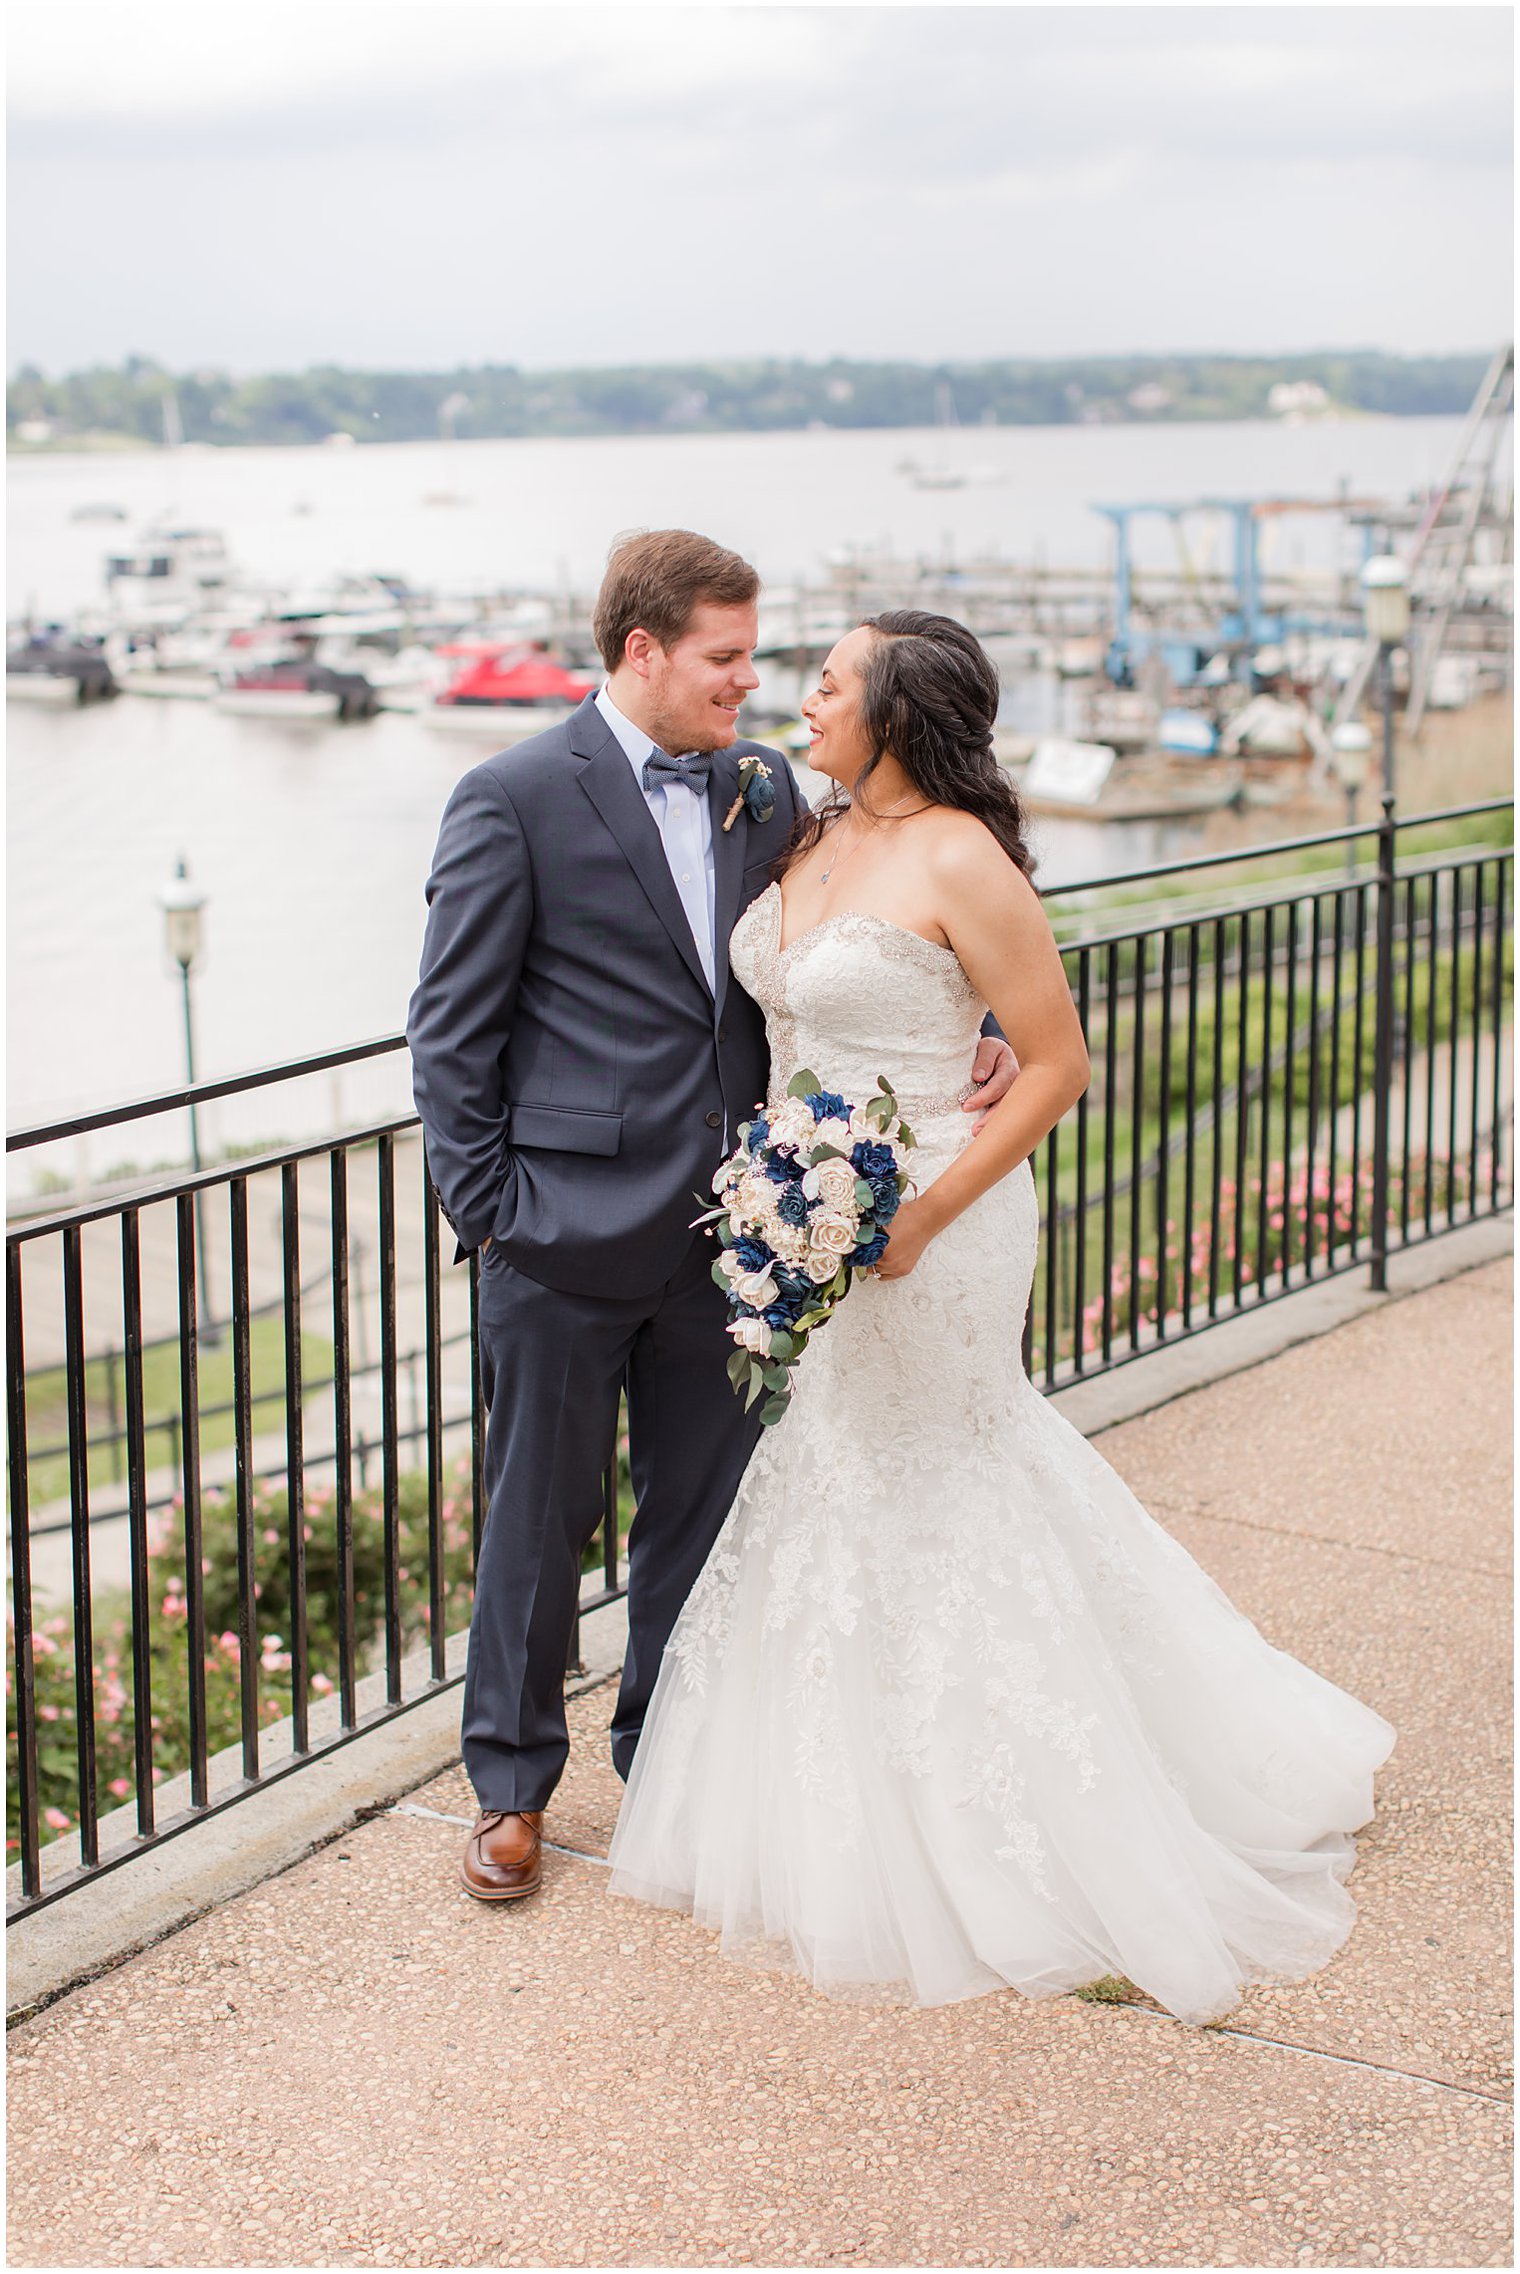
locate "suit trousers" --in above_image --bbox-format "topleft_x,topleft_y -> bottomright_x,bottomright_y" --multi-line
462,1230 -> 764,1811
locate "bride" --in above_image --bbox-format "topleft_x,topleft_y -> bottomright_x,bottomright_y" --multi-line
606,610 -> 1395,2025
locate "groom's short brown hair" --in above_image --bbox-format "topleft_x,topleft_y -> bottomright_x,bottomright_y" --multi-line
593,529 -> 760,673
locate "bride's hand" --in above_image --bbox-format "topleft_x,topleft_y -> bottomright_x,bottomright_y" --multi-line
964,1036 -> 1018,1131
871,1197 -> 935,1280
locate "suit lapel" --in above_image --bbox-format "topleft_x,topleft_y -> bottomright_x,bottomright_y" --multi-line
572,699 -> 713,1000
708,754 -> 746,1022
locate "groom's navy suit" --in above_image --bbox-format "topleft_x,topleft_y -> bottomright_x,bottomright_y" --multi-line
407,694 -> 804,1808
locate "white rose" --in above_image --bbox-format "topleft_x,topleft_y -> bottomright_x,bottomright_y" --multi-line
730,1316 -> 773,1355
800,1166 -> 822,1201
736,1175 -> 776,1226
809,1212 -> 855,1258
717,1248 -> 746,1282
712,1158 -> 740,1195
769,1098 -> 814,1147
848,1106 -> 874,1139
814,1158 -> 860,1212
734,1268 -> 779,1309
805,1251 -> 842,1284
814,1116 -> 852,1152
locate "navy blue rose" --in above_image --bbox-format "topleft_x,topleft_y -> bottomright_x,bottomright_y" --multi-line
745,775 -> 776,825
764,1148 -> 807,1184
745,1114 -> 770,1152
775,1183 -> 809,1226
805,1090 -> 848,1124
850,1231 -> 889,1268
869,1176 -> 902,1224
731,1235 -> 773,1272
851,1140 -> 899,1182
773,1264 -> 813,1302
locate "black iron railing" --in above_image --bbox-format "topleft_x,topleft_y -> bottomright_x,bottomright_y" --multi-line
7,801 -> 1512,1918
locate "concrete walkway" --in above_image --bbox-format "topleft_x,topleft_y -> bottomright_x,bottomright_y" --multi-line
7,1259 -> 1512,2268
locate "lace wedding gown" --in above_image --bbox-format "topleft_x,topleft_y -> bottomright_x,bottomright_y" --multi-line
607,883 -> 1395,2023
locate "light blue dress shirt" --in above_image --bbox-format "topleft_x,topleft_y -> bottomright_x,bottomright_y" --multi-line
595,684 -> 718,994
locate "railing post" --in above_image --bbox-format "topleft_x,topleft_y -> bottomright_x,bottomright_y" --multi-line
1369,789 -> 1398,1292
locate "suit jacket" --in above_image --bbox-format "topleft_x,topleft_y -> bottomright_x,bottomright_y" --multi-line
407,694 -> 805,1298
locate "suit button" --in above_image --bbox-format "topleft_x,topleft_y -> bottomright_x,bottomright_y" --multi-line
717,1025 -> 729,1044
705,1111 -> 722,1129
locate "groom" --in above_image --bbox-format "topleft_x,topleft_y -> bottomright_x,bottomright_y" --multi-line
407,529 -> 1015,1901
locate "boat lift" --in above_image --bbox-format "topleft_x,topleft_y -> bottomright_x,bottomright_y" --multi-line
1095,497 -> 1374,688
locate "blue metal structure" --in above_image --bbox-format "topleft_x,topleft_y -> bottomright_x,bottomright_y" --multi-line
1095,498 -> 1372,687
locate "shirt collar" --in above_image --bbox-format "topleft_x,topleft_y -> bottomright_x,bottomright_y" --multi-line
595,683 -> 659,770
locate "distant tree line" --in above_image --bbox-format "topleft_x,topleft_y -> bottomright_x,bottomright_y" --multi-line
6,349 -> 1492,449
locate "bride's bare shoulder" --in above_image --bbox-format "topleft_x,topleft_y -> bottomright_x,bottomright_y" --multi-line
921,808 -> 1037,904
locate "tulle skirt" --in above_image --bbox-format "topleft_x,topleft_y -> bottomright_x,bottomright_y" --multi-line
607,1154 -> 1395,2025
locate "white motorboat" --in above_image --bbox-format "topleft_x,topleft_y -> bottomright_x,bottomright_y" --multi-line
215,682 -> 342,721
118,668 -> 218,700
7,668 -> 82,706
7,639 -> 117,705
104,524 -> 237,626
423,699 -> 585,740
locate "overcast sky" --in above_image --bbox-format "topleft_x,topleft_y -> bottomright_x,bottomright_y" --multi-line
7,3 -> 1512,376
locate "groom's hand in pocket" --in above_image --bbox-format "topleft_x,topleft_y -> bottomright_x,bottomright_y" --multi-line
964,1036 -> 1018,1131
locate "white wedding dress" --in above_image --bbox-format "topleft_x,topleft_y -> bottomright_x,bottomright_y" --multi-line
607,883 -> 1395,2023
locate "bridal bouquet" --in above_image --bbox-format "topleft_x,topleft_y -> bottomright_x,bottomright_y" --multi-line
695,1070 -> 915,1427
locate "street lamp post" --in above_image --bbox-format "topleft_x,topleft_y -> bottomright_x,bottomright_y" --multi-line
158,857 -> 219,1343
1358,557 -> 1409,1297
1361,553 -> 1411,799
1330,721 -> 1374,877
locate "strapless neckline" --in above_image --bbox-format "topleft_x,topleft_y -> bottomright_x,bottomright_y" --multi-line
765,879 -> 959,967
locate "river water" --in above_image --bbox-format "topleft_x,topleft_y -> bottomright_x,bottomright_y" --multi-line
7,414 -> 1468,1163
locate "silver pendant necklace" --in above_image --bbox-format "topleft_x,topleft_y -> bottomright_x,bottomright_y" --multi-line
818,797 -> 925,885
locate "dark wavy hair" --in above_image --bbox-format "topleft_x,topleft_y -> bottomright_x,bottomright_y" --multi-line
783,611 -> 1035,880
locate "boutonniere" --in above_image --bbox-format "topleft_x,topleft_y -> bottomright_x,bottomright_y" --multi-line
721,755 -> 777,833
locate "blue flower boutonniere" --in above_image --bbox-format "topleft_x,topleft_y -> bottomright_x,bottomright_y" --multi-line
722,754 -> 777,833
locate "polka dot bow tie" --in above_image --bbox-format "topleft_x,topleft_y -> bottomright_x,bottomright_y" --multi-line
642,750 -> 713,794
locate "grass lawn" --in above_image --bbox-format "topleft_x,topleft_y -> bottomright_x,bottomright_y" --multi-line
22,1316 -> 335,1509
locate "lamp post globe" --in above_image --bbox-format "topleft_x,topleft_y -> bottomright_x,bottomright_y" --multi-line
157,856 -> 218,1341
158,856 -> 206,973
1331,720 -> 1374,875
1361,554 -> 1411,650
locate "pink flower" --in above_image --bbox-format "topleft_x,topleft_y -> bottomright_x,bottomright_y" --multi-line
310,1673 -> 334,1695
44,1807 -> 70,1831
108,1777 -> 131,1799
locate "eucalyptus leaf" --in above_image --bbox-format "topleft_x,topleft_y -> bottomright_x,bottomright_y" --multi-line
761,1363 -> 790,1392
808,1143 -> 847,1164
711,1260 -> 732,1292
743,1369 -> 764,1411
854,1178 -> 875,1207
759,1397 -> 789,1427
787,1068 -> 822,1099
768,1329 -> 797,1362
897,1120 -> 916,1149
727,1348 -> 751,1388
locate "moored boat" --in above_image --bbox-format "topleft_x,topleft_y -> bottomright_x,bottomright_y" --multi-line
6,637 -> 117,705
214,661 -> 379,721
422,645 -> 595,737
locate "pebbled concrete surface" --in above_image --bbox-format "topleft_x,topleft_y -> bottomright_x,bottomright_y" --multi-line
7,1259 -> 1511,2269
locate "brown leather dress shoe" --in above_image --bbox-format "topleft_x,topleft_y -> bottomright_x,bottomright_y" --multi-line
461,1809 -> 543,1901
